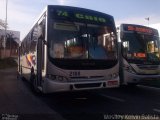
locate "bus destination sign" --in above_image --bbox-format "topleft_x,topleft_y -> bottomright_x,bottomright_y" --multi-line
53,9 -> 107,24
127,25 -> 153,34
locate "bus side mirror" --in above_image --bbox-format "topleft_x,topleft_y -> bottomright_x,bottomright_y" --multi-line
31,25 -> 43,40
31,27 -> 39,42
31,25 -> 47,45
120,31 -> 124,39
38,25 -> 47,45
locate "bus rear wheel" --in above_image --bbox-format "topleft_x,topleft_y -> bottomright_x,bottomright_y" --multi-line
30,72 -> 41,94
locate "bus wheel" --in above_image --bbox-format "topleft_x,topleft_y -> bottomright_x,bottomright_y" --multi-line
30,73 -> 41,95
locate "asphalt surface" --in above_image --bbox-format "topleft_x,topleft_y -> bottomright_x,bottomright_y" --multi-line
0,67 -> 160,120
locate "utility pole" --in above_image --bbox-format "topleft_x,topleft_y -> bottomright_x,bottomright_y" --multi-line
4,0 -> 8,58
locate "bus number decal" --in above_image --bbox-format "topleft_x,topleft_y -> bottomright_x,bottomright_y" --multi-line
69,71 -> 80,77
57,10 -> 68,17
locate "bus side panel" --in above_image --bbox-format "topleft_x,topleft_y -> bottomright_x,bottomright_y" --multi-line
20,55 -> 32,80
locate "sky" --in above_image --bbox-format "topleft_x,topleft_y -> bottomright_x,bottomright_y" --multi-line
0,0 -> 160,40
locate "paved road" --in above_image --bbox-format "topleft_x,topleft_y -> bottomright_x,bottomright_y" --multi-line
0,68 -> 160,120
0,68 -> 65,120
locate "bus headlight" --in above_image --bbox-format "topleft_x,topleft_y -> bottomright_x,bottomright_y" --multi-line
108,72 -> 118,79
57,76 -> 68,81
47,74 -> 69,82
47,74 -> 56,80
113,73 -> 118,78
123,64 -> 136,74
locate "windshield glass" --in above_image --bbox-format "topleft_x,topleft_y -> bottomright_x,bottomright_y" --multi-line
49,21 -> 117,60
121,31 -> 160,62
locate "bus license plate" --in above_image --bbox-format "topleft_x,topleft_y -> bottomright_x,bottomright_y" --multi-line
107,80 -> 118,86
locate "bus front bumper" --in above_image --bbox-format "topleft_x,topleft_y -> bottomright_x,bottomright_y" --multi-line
123,71 -> 160,84
42,77 -> 119,93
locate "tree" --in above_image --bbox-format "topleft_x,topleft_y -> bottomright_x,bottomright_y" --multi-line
0,19 -> 7,29
6,32 -> 19,57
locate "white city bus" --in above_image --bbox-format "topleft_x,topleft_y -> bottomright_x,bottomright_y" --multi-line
18,5 -> 119,93
117,24 -> 160,86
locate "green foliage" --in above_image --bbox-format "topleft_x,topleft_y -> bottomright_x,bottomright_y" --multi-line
0,57 -> 17,69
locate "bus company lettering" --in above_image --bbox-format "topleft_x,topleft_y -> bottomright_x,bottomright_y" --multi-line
56,10 -> 106,23
75,13 -> 106,23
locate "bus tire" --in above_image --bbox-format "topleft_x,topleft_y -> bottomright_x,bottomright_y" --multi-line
30,73 -> 41,95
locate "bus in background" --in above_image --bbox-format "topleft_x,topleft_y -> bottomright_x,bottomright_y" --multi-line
18,5 -> 119,93
117,24 -> 160,86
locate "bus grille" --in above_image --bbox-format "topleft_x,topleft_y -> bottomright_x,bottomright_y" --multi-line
69,76 -> 105,82
137,65 -> 159,70
74,83 -> 102,89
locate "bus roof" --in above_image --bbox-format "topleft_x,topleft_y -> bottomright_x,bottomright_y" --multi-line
47,5 -> 115,26
47,5 -> 114,18
22,5 -> 115,42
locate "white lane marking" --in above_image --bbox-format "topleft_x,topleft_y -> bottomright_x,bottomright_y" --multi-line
138,85 -> 160,91
99,94 -> 125,102
153,108 -> 160,113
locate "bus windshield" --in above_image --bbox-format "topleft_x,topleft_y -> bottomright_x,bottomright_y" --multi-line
49,21 -> 117,60
121,32 -> 160,62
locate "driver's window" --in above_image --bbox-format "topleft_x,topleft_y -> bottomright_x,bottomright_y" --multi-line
147,41 -> 155,53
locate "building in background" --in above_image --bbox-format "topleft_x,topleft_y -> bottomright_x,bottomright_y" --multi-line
0,29 -> 20,58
